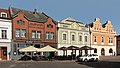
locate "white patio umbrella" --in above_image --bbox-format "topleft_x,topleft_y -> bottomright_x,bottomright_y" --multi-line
19,46 -> 39,52
37,45 -> 58,52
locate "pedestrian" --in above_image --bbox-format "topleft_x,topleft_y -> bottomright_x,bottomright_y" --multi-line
114,52 -> 116,56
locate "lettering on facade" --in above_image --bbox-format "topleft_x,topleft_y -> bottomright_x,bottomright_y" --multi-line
29,23 -> 43,28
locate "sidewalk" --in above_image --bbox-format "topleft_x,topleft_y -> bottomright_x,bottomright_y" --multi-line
100,56 -> 120,61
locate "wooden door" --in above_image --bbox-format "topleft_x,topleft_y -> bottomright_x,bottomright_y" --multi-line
1,47 -> 7,60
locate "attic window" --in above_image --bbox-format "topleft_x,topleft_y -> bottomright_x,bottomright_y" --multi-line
47,24 -> 53,28
17,20 -> 25,25
1,12 -> 7,18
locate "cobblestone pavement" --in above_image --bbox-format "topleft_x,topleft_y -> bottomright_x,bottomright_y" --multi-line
0,56 -> 120,68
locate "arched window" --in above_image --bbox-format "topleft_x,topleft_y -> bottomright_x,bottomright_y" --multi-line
94,48 -> 97,53
109,48 -> 113,53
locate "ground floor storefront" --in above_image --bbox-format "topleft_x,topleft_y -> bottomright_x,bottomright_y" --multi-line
58,44 -> 116,56
0,43 -> 11,60
91,45 -> 116,56
11,40 -> 57,60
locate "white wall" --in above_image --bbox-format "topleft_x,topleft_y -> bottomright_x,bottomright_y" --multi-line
0,19 -> 12,60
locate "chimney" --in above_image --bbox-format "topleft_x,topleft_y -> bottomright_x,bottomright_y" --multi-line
33,9 -> 37,14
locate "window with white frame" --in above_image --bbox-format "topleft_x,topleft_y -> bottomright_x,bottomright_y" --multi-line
1,30 -> 7,39
72,35 -> 75,41
94,36 -> 97,42
85,36 -> 87,42
63,34 -> 66,40
16,29 -> 20,37
79,35 -> 82,41
101,37 -> 104,42
32,30 -> 36,38
109,37 -> 113,43
46,32 -> 54,40
21,29 -> 26,38
46,32 -> 49,39
37,31 -> 41,39
50,32 -> 54,40
1,12 -> 7,18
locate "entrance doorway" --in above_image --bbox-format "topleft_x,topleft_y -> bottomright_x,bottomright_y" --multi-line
101,48 -> 105,56
0,47 -> 7,60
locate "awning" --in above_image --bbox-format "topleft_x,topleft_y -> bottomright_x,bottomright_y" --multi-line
37,45 -> 58,52
67,46 -> 80,50
19,46 -> 39,52
79,46 -> 95,50
58,47 -> 67,50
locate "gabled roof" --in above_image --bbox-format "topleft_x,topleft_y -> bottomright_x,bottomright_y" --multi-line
85,23 -> 93,28
61,17 -> 83,24
9,7 -> 48,22
41,12 -> 57,24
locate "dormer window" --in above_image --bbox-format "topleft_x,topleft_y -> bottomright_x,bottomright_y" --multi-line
1,12 -> 7,18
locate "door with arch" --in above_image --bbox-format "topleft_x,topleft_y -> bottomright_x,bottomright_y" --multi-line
101,48 -> 105,56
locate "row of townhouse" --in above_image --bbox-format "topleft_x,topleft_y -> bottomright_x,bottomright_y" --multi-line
0,7 -> 117,60
58,18 -> 116,56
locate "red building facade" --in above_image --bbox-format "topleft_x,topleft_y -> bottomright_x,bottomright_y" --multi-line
9,7 -> 57,60
116,35 -> 120,55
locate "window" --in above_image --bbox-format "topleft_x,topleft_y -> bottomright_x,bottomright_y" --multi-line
1,12 -> 7,18
17,20 -> 25,25
79,35 -> 82,41
32,30 -> 36,38
47,24 -> 53,28
94,48 -> 97,53
50,32 -> 54,39
63,34 -> 66,40
46,32 -> 49,39
32,31 -> 41,39
16,29 -> 20,37
94,36 -> 97,42
109,48 -> 113,53
1,30 -> 7,39
46,32 -> 54,40
109,37 -> 113,43
21,29 -> 26,38
72,35 -> 75,41
85,36 -> 87,42
101,37 -> 104,42
37,31 -> 41,39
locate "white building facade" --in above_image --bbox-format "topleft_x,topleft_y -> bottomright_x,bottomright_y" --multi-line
0,9 -> 12,60
57,17 -> 93,56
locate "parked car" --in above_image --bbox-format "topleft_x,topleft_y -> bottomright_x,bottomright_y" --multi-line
77,54 -> 99,62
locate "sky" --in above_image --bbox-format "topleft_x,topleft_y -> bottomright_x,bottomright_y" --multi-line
0,0 -> 120,34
